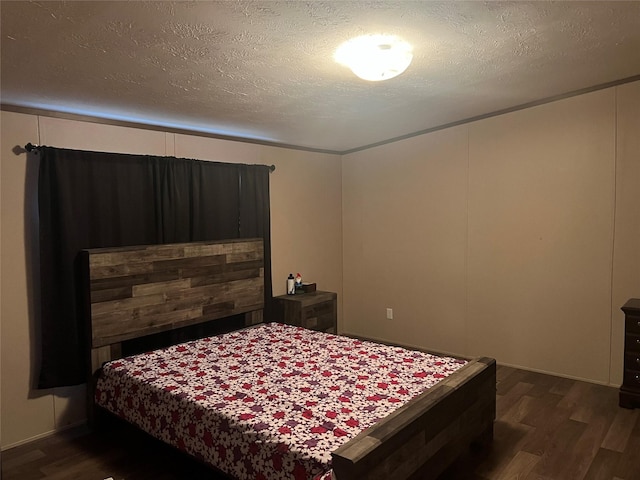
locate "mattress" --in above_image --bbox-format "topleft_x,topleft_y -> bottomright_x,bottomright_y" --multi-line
95,322 -> 467,480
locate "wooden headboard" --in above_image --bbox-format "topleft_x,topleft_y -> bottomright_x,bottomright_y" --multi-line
80,238 -> 264,375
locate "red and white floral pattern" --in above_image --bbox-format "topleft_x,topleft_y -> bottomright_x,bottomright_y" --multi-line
96,323 -> 466,480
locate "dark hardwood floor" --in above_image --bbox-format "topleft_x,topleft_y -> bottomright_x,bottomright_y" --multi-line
3,365 -> 639,480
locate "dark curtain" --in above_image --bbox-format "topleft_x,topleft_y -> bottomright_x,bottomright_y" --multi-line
37,147 -> 272,388
238,164 -> 273,320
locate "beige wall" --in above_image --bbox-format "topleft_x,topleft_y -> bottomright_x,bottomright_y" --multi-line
1,112 -> 57,448
0,114 -> 342,449
466,90 -> 614,382
612,82 -> 640,386
2,80 -> 639,449
342,81 -> 640,385
342,126 -> 469,356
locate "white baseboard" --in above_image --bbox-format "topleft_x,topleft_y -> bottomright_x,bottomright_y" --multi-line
1,420 -> 87,451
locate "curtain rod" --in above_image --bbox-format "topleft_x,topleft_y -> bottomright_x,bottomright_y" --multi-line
24,143 -> 275,172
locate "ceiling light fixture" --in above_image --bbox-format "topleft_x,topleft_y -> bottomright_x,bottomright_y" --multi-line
334,34 -> 413,82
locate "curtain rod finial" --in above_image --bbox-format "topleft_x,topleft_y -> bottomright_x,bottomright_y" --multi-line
25,142 -> 39,152
269,164 -> 276,172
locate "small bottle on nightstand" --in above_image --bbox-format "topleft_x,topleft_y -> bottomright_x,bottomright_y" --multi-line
287,273 -> 295,295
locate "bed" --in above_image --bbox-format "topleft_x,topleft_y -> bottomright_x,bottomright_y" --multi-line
80,238 -> 496,480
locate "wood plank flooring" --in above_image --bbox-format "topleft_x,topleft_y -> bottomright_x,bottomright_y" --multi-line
2,365 -> 639,480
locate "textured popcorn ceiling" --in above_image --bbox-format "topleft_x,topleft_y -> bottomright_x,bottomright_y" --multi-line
1,1 -> 639,152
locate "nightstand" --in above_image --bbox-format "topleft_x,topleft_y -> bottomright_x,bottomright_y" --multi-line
620,298 -> 640,409
274,291 -> 337,334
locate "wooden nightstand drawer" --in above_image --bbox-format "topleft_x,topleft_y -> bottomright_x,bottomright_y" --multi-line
302,312 -> 335,333
302,300 -> 334,320
625,353 -> 640,372
274,291 -> 337,334
302,300 -> 336,333
626,315 -> 640,335
625,333 -> 640,354
623,370 -> 640,389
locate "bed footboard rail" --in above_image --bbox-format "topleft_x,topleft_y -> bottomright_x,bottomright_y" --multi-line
331,357 -> 496,480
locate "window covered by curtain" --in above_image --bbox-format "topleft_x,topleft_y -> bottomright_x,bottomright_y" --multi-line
37,147 -> 272,388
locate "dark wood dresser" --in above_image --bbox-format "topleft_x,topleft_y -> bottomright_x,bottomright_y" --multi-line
274,291 -> 337,334
620,298 -> 640,409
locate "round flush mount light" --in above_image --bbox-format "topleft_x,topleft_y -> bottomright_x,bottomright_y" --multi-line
334,34 -> 413,81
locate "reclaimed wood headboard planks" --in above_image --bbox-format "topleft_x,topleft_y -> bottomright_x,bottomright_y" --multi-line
80,238 -> 265,358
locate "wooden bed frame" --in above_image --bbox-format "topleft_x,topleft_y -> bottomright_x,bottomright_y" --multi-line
80,238 -> 495,480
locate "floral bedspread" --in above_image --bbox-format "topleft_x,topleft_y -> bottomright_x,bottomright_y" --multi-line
95,322 -> 467,480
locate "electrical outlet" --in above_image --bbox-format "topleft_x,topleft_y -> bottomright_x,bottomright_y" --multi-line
386,308 -> 393,320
